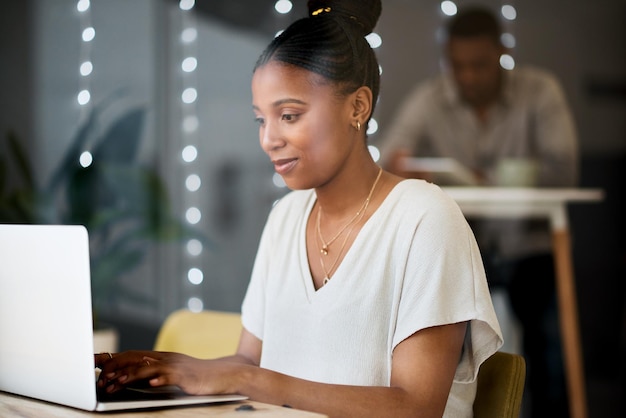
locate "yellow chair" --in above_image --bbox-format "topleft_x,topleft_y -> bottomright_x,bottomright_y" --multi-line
153,309 -> 243,359
473,351 -> 526,418
155,311 -> 525,416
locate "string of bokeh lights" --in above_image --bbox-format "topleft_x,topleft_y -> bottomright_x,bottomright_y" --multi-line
76,0 -> 95,168
176,0 -> 207,312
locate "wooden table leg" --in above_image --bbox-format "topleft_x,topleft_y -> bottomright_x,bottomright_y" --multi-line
553,228 -> 587,418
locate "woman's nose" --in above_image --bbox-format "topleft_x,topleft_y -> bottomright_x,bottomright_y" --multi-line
260,121 -> 284,152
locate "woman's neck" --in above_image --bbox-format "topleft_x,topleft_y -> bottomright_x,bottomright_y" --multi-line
314,162 -> 382,219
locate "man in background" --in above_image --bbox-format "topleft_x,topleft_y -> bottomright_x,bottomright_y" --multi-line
378,6 -> 578,418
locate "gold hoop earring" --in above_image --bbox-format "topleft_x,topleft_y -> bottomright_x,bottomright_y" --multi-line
356,121 -> 361,131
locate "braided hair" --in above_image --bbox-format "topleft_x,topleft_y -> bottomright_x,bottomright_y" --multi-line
254,0 -> 382,121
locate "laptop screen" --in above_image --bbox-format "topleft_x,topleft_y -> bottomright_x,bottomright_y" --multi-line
0,224 -> 248,412
0,224 -> 99,410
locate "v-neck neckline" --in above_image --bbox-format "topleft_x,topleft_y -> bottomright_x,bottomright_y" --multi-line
298,180 -> 412,299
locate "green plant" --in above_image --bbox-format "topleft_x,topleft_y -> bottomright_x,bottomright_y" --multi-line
0,131 -> 38,223
0,100 -> 205,319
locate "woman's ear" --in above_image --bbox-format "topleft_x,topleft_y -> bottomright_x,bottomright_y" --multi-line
350,86 -> 373,126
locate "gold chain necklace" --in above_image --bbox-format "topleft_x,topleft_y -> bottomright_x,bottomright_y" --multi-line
316,167 -> 383,285
316,193 -> 368,256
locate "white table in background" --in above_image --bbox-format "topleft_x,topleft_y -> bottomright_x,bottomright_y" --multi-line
443,187 -> 604,418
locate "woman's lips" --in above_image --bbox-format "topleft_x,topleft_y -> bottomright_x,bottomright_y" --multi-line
273,158 -> 298,175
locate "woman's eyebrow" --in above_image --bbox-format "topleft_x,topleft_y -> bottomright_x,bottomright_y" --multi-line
272,98 -> 307,107
252,98 -> 307,111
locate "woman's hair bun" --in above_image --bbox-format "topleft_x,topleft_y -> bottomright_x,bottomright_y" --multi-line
307,0 -> 382,36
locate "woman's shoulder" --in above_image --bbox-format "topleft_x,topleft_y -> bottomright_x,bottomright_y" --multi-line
388,179 -> 458,208
382,179 -> 466,225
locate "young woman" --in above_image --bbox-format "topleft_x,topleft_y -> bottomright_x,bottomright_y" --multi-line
96,1 -> 502,417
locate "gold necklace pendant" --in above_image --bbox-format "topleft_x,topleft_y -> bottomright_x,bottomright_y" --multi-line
315,167 -> 383,285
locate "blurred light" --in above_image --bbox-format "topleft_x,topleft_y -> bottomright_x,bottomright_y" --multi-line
187,297 -> 203,312
186,239 -> 203,256
182,87 -> 197,104
272,172 -> 287,188
501,5 -> 517,20
82,27 -> 95,42
182,56 -> 197,73
500,54 -> 515,70
187,267 -> 203,285
79,151 -> 93,167
181,27 -> 197,43
378,65 -> 383,76
274,0 -> 292,14
186,207 -> 201,224
182,145 -> 198,162
501,33 -> 516,49
179,0 -> 195,11
366,32 -> 382,49
186,174 -> 201,191
77,89 -> 91,105
182,115 -> 199,133
368,145 -> 380,162
80,61 -> 93,76
366,118 -> 378,135
274,30 -> 284,38
441,1 -> 457,16
76,0 -> 90,13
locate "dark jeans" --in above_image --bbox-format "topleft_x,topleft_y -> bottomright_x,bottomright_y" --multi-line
483,252 -> 569,418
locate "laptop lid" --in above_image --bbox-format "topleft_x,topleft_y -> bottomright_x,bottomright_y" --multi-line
0,224 -> 246,411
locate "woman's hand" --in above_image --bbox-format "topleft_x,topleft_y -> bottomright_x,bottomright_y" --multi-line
94,351 -> 244,396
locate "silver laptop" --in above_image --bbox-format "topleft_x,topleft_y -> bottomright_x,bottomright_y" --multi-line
0,224 -> 246,411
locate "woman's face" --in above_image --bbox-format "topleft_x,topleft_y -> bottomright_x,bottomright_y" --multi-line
252,61 -> 357,190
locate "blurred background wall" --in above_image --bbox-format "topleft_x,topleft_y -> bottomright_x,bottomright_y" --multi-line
1,1 -> 624,416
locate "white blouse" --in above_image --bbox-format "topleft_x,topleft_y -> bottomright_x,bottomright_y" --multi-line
242,179 -> 502,417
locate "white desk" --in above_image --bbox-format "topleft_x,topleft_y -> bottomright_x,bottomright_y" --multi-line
443,187 -> 604,418
0,392 -> 327,418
